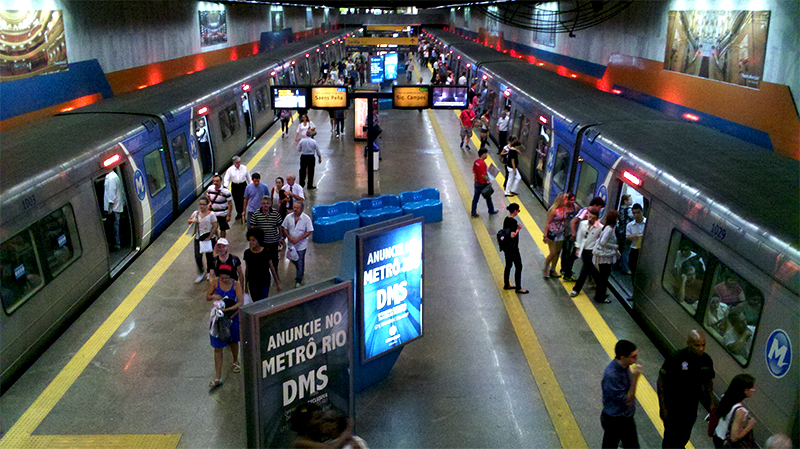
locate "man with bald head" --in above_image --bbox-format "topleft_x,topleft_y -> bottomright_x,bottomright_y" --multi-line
657,330 -> 715,448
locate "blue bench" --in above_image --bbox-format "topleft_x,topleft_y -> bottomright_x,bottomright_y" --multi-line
357,195 -> 403,226
400,188 -> 442,223
311,201 -> 360,243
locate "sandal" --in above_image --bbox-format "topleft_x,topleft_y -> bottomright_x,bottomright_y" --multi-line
549,270 -> 561,279
232,363 -> 241,373
503,285 -> 516,290
515,288 -> 530,294
209,378 -> 223,388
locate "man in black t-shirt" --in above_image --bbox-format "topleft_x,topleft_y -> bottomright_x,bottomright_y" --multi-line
657,330 -> 715,448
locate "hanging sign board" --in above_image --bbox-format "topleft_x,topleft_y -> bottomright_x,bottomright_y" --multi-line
392,86 -> 430,109
310,86 -> 348,109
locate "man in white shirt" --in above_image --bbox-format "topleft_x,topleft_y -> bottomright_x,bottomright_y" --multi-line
297,130 -> 322,189
282,174 -> 305,209
103,171 -> 124,250
458,71 -> 467,86
281,201 -> 314,288
626,203 -> 646,277
223,156 -> 251,223
496,109 -> 510,152
570,209 -> 603,297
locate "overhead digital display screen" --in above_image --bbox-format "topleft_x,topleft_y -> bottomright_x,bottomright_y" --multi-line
271,86 -> 308,109
384,52 -> 398,81
431,85 -> 468,109
357,218 -> 423,362
369,56 -> 384,84
392,85 -> 430,109
311,86 -> 348,109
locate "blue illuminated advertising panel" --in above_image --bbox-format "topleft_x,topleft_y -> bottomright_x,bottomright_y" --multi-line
384,52 -> 398,80
369,56 -> 384,84
357,219 -> 423,362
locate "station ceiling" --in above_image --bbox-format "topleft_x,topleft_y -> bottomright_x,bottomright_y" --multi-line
224,0 -> 475,8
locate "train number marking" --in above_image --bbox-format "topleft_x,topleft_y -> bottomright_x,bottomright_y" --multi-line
134,170 -> 147,201
21,194 -> 36,210
710,223 -> 727,240
765,329 -> 791,379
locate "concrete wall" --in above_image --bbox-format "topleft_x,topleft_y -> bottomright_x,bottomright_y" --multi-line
334,9 -> 448,26
0,0 -> 335,74
452,0 -> 799,111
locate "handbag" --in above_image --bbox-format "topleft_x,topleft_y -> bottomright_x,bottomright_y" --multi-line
722,406 -> 756,449
199,239 -> 214,253
481,183 -> 494,199
210,312 -> 232,343
286,245 -> 300,262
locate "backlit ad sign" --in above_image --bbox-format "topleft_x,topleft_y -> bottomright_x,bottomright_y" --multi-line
357,218 -> 423,362
241,280 -> 353,449
369,56 -> 384,84
311,86 -> 348,109
271,86 -> 308,109
431,85 -> 468,109
384,52 -> 398,81
392,85 -> 430,109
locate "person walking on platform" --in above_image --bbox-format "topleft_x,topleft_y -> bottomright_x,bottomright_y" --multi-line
593,210 -> 620,303
294,114 -> 316,143
471,148 -> 499,218
713,374 -> 756,449
459,104 -> 477,150
282,174 -> 305,210
502,203 -> 529,294
207,174 -> 232,239
250,195 -> 283,274
297,129 -> 322,189
543,193 -> 568,278
210,238 -> 243,283
223,156 -> 251,224
243,227 -> 280,302
570,208 -> 603,298
189,197 -> 218,284
282,201 -> 314,288
242,172 -> 269,228
496,109 -> 510,153
504,140 -> 522,197
658,330 -> 715,449
564,196 -> 605,281
279,109 -> 294,138
601,339 -> 643,449
207,264 -> 242,388
334,108 -> 346,138
272,177 -> 289,220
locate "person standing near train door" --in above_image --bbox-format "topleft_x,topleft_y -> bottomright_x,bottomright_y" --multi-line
626,203 -> 646,278
103,170 -> 124,251
658,330 -> 715,449
223,156 -> 251,224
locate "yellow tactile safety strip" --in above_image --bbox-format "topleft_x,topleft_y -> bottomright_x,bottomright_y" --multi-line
464,115 -> 695,448
429,110 -> 588,449
0,125 -> 286,449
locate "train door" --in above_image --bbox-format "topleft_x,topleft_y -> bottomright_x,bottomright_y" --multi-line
546,118 -> 578,204
194,116 -> 214,182
93,165 -> 134,270
611,181 -> 650,301
530,119 -> 551,199
240,92 -> 254,143
137,143 -> 174,237
166,126 -> 197,210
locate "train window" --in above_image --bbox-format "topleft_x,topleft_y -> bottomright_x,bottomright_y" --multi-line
218,104 -> 239,141
33,205 -> 81,278
171,133 -> 191,175
254,87 -> 266,113
704,264 -> 762,365
1,230 -> 44,313
575,161 -> 599,206
552,144 -> 570,189
662,231 -> 711,316
143,149 -> 167,196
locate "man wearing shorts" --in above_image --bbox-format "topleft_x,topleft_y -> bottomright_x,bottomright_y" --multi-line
459,105 -> 476,150
207,174 -> 232,238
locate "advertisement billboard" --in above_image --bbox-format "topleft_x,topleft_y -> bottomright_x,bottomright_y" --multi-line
310,86 -> 348,109
392,85 -> 430,109
0,10 -> 67,81
384,52 -> 398,81
431,85 -> 468,109
271,86 -> 308,109
369,56 -> 384,84
241,280 -> 353,449
199,10 -> 227,47
357,218 -> 423,362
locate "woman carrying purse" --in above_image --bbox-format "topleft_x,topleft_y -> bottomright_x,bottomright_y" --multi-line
207,264 -> 243,388
189,197 -> 218,284
592,210 -> 620,304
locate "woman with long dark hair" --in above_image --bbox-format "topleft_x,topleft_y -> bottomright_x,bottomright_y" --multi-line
502,203 -> 529,294
592,210 -> 620,304
713,374 -> 756,448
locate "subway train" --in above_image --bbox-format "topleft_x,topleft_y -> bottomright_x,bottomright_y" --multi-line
0,30 -> 350,390
423,29 -> 799,443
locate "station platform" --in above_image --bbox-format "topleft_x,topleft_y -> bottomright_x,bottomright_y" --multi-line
0,67 -> 714,449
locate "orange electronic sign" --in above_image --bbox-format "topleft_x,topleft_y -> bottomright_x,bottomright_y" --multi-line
392,86 -> 430,109
310,86 -> 348,109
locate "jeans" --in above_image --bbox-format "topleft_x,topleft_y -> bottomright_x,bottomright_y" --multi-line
292,249 -> 307,282
601,412 -> 639,449
616,231 -> 631,272
110,211 -> 121,248
504,247 -> 522,288
299,155 -> 316,187
281,119 -> 290,134
471,182 -> 495,216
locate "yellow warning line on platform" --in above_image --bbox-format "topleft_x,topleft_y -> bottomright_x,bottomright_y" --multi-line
429,110 -> 588,449
1,122 -> 287,449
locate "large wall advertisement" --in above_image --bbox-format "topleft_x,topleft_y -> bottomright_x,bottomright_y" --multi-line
199,10 -> 227,47
664,10 -> 771,88
358,219 -> 423,362
0,10 -> 67,81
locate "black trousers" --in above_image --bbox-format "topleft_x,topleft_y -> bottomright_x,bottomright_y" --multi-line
573,249 -> 598,294
231,182 -> 246,220
299,155 -> 316,188
596,263 -> 612,302
504,247 -> 522,288
662,413 -> 696,449
498,130 -> 508,152
561,238 -> 577,277
264,241 -> 280,276
629,248 -> 641,277
601,412 -> 639,449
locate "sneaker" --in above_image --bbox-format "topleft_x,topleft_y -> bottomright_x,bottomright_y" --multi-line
295,282 -> 302,288
195,273 -> 205,284
465,145 -> 471,151
562,275 -> 576,282
471,213 -> 480,218
489,210 -> 499,215
460,142 -> 464,149
570,290 -> 579,297
308,185 -> 317,190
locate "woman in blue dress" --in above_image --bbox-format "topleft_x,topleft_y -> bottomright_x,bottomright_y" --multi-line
207,264 -> 243,388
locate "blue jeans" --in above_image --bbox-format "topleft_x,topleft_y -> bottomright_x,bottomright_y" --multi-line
292,249 -> 307,282
471,182 -> 496,216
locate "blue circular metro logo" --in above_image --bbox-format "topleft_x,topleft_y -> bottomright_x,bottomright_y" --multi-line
765,329 -> 791,379
134,170 -> 147,201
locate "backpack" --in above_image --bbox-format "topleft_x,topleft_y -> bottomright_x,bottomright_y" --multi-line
497,228 -> 512,251
616,206 -> 632,236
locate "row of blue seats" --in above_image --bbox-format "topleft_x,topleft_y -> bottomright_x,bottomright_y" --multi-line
311,188 -> 442,243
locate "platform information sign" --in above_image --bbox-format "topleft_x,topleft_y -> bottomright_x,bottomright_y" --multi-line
431,85 -> 468,109
392,86 -> 430,109
272,86 -> 308,109
370,56 -> 384,84
357,218 -> 423,362
311,86 -> 348,109
241,280 -> 353,449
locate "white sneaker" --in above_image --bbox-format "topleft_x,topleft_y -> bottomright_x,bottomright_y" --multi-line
195,273 -> 205,284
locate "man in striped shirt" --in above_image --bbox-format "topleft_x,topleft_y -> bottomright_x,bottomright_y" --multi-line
206,174 -> 232,238
250,195 -> 283,274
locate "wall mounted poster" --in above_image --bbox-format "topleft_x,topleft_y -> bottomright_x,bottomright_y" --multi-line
664,10 -> 770,88
0,10 -> 67,81
199,10 -> 227,47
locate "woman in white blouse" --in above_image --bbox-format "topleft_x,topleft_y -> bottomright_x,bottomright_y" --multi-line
294,114 -> 316,143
